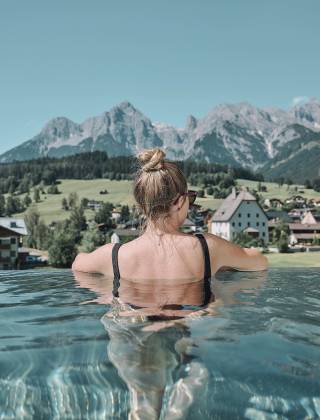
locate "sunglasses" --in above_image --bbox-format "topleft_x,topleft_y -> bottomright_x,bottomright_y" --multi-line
173,190 -> 197,206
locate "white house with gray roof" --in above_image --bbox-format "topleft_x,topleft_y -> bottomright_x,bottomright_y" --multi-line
210,187 -> 269,244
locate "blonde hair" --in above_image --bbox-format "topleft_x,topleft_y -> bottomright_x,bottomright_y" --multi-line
133,148 -> 188,226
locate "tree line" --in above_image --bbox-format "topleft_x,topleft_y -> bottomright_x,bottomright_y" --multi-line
0,151 -> 264,195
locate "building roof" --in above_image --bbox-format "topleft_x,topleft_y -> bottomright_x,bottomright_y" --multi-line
212,187 -> 263,222
0,218 -> 27,236
301,211 -> 317,225
265,210 -> 292,222
289,223 -> 320,231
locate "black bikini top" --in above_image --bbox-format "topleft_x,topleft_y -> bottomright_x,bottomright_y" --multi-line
111,233 -> 213,307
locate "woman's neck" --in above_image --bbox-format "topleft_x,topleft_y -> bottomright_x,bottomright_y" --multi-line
144,221 -> 179,235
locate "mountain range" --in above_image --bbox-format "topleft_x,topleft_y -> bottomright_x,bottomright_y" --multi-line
1,98 -> 320,183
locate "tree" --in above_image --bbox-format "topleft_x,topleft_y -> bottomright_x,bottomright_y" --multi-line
80,197 -> 89,208
23,194 -> 32,208
206,186 -> 214,196
48,231 -> 78,268
0,194 -> 5,216
33,188 -> 40,203
304,179 -> 312,189
312,233 -> 320,246
62,197 -> 69,210
24,207 -> 41,248
69,205 -> 87,236
47,184 -> 60,194
68,192 -> 79,209
277,230 -> 289,253
197,189 -> 205,198
82,222 -> 106,252
5,195 -> 24,215
94,202 -> 114,225
120,205 -> 130,222
312,178 -> 320,192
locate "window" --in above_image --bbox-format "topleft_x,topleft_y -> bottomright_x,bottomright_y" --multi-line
247,213 -> 250,217
248,222 -> 250,227
257,222 -> 260,226
262,232 -> 265,237
256,213 -> 259,217
10,251 -> 16,258
238,222 -> 242,227
262,222 -> 265,226
232,222 -> 235,227
238,213 -> 241,217
246,201 -> 250,204
10,237 -> 16,245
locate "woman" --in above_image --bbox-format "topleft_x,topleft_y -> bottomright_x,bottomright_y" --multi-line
72,148 -> 268,280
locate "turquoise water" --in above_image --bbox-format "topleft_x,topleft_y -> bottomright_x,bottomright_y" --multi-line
0,268 -> 319,419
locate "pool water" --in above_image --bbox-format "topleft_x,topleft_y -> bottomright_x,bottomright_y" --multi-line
0,268 -> 319,419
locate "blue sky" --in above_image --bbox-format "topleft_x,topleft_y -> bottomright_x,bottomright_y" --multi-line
0,0 -> 319,154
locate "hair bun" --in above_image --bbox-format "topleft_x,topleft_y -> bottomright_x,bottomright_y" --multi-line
138,148 -> 166,172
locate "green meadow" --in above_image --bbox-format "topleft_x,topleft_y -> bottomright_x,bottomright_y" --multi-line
12,177 -> 320,225
237,178 -> 320,201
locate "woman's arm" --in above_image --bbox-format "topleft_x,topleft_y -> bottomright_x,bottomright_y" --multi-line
71,243 -> 113,274
205,233 -> 268,272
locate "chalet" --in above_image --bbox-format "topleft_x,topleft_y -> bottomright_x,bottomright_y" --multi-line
87,200 -> 103,211
264,198 -> 284,209
210,187 -> 269,244
111,209 -> 122,221
0,218 -> 28,270
288,208 -> 319,223
285,195 -> 307,208
289,223 -> 320,245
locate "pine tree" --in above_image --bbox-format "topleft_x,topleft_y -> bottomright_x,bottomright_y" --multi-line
0,194 -> 5,216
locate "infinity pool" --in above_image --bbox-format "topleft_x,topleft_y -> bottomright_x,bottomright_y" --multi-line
0,268 -> 319,419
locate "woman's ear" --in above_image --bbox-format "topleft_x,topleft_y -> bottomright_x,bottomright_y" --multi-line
177,195 -> 187,210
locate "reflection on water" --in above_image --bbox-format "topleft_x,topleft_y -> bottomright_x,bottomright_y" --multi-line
0,268 -> 319,418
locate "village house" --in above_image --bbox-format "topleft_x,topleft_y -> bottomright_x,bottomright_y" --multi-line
209,187 -> 269,244
86,200 -> 103,211
111,209 -> 122,221
0,218 -> 28,270
264,198 -> 284,209
289,211 -> 320,246
285,195 -> 307,208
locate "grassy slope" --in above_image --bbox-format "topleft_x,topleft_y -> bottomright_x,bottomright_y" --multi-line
12,178 -> 320,225
237,178 -> 320,201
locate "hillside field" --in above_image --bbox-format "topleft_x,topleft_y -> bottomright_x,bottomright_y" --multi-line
11,178 -> 320,225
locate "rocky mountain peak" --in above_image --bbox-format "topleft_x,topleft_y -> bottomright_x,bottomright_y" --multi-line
41,117 -> 79,138
289,97 -> 320,129
185,115 -> 197,131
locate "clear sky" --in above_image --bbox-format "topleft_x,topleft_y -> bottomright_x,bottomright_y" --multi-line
0,0 -> 319,154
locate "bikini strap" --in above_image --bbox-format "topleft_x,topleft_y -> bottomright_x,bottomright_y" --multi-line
194,233 -> 212,305
112,243 -> 122,297
194,233 -> 212,280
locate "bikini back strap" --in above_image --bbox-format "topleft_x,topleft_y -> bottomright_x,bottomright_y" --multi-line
195,233 -> 212,305
112,243 -> 122,297
195,233 -> 212,280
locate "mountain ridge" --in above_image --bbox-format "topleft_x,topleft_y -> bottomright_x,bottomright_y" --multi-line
1,99 -> 320,182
